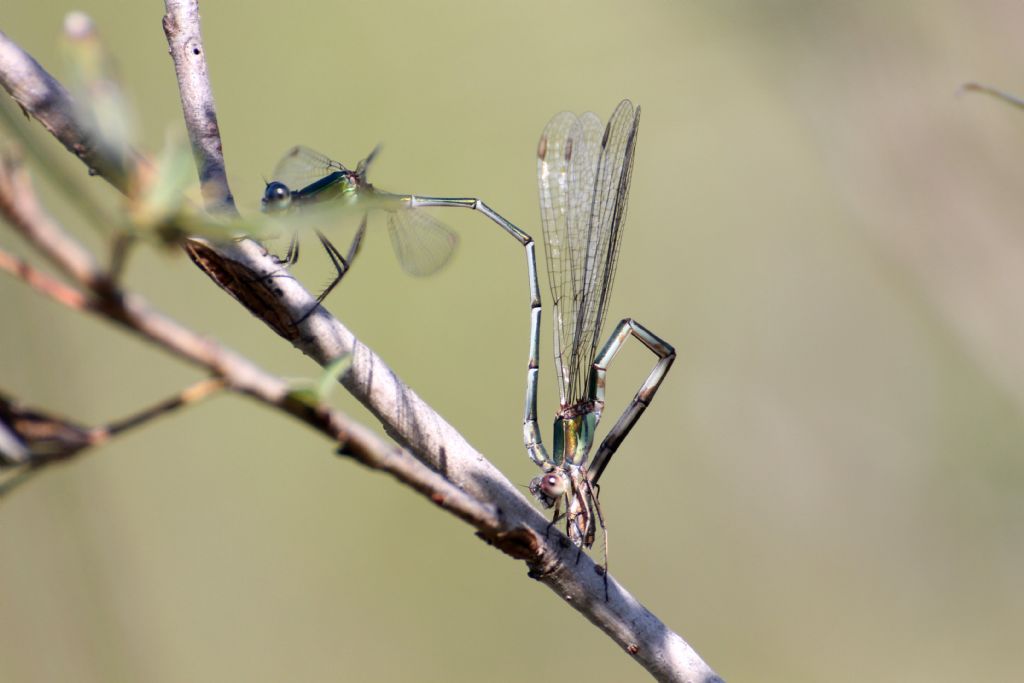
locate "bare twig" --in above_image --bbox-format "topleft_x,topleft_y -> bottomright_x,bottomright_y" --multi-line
161,0 -> 236,214
0,378 -> 219,498
0,150 -> 108,289
0,246 -> 89,310
0,9 -> 723,681
0,378 -> 223,468
99,377 -> 225,441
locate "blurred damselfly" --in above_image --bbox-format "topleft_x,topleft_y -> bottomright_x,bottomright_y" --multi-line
261,145 -> 540,322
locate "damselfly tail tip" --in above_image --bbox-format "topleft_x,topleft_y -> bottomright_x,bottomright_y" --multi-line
957,82 -> 984,97
957,82 -> 1024,110
358,144 -> 383,178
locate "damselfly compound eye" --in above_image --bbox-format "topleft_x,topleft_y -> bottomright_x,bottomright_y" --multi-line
540,472 -> 566,497
262,181 -> 292,211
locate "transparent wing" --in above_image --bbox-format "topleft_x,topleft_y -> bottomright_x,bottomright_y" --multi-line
581,100 -> 640,381
540,101 -> 640,404
538,111 -> 581,405
386,208 -> 459,277
271,145 -> 349,192
563,110 -> 606,402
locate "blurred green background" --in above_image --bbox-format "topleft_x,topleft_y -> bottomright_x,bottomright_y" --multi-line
4,1 -> 1024,681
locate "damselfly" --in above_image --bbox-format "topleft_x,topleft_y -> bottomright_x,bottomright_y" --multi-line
261,145 -> 541,322
523,100 -> 676,587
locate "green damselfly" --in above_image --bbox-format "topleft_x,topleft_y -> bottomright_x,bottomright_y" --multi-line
523,100 -> 676,591
261,145 -> 541,322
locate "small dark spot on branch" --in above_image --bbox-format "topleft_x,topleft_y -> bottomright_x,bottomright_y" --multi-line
437,446 -> 448,476
479,526 -> 542,563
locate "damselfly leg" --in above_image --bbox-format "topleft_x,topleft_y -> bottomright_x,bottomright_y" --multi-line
311,219 -> 367,309
588,318 -> 676,483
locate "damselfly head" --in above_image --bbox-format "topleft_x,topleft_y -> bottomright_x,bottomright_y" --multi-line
262,181 -> 292,212
529,469 -> 568,508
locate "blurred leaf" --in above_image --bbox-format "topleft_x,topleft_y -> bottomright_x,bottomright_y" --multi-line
61,11 -> 136,170
178,193 -> 377,251
0,90 -> 117,232
138,133 -> 195,221
126,132 -> 202,246
315,353 -> 353,400
284,353 -> 352,409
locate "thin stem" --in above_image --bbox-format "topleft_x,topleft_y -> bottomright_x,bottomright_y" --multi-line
162,0 -> 237,215
0,247 -> 90,310
0,379 -> 223,498
0,151 -> 108,291
97,377 -> 226,441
